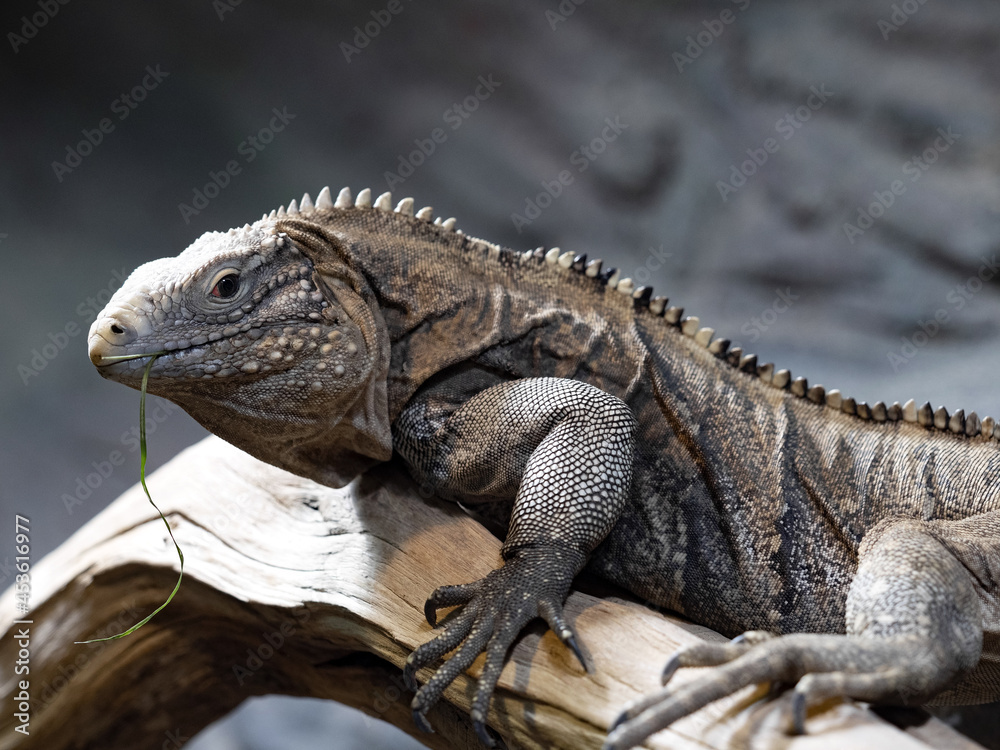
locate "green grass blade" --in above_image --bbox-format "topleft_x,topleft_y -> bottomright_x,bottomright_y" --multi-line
77,353 -> 184,644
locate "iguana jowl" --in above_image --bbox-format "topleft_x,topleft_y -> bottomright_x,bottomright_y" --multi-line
87,185 -> 1000,749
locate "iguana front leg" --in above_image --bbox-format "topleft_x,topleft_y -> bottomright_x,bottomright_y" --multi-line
394,376 -> 636,742
605,514 -> 992,749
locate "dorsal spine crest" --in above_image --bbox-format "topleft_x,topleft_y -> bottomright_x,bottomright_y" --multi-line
263,185 -> 996,441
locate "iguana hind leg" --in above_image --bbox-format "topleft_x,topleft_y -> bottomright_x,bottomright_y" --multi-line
605,516 -> 987,750
394,376 -> 636,743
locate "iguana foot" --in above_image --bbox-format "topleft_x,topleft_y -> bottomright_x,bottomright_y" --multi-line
404,545 -> 587,745
604,631 -> 960,750
606,516 -> 990,749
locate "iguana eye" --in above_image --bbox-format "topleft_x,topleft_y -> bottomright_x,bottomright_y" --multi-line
210,273 -> 240,299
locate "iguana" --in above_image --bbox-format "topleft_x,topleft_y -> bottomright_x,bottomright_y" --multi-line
87,185 -> 1000,749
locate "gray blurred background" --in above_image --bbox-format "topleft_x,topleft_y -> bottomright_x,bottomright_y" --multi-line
2,0 -> 1000,747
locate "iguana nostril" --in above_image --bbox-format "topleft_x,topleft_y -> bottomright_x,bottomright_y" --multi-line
88,301 -> 150,366
96,314 -> 139,347
104,317 -> 136,341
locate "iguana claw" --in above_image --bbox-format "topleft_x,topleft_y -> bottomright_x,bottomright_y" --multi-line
402,656 -> 419,693
472,710 -> 495,747
660,653 -> 680,685
608,707 -> 630,733
791,690 -> 808,735
423,580 -> 482,628
411,706 -> 434,734
563,633 -> 588,672
539,596 -> 589,672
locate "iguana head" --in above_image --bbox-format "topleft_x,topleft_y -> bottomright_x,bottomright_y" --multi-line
88,186 -> 395,487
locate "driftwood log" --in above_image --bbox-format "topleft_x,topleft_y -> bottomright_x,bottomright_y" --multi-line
0,436 -> 985,750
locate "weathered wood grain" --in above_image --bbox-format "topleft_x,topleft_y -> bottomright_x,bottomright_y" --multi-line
0,436 -> 983,749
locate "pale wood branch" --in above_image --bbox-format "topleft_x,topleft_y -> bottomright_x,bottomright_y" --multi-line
0,436 -> 983,749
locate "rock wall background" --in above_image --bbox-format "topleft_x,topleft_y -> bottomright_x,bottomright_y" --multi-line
2,0 -> 998,747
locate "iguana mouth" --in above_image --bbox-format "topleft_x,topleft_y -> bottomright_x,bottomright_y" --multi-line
89,325 -> 218,370
90,338 -> 253,384
89,318 -> 328,384
89,322 -> 257,371
91,345 -> 187,369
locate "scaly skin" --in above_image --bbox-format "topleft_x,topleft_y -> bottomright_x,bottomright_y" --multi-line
88,186 -> 1000,748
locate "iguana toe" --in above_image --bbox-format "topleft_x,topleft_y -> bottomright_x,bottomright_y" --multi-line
471,710 -> 495,747
538,596 -> 589,672
563,633 -> 587,672
424,580 -> 481,627
411,705 -> 434,734
791,689 -> 808,735
660,653 -> 681,685
402,657 -> 419,693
